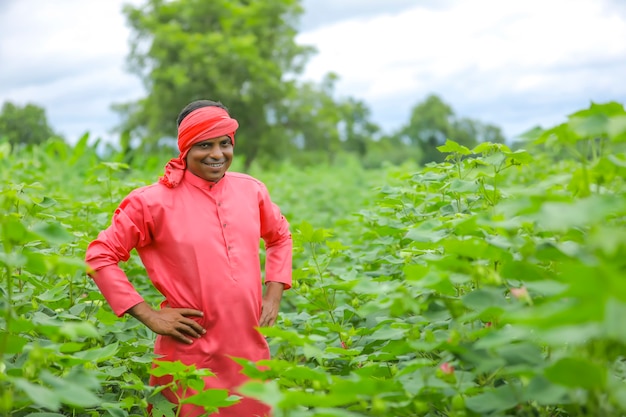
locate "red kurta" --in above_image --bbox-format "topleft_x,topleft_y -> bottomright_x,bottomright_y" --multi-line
85,170 -> 292,417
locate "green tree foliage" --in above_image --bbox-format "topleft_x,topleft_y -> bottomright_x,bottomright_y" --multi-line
115,0 -> 316,169
279,75 -> 343,166
277,74 -> 382,166
398,94 -> 505,164
0,101 -> 58,146
339,97 -> 380,158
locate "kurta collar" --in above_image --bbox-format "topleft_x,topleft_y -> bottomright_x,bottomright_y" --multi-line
182,170 -> 229,191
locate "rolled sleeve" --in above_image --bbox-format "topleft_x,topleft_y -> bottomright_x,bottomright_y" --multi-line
259,184 -> 293,289
85,190 -> 153,316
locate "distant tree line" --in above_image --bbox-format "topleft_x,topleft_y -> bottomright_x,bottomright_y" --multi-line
0,102 -> 59,146
0,0 -> 505,168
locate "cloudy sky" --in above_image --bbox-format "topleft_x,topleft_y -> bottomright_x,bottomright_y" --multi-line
1,0 -> 625,145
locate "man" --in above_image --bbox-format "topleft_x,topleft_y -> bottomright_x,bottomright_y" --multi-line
86,100 -> 293,416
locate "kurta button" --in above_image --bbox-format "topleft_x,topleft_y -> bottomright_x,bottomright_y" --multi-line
223,223 -> 227,227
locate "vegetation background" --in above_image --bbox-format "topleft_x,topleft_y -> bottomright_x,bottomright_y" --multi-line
2,0 -> 626,416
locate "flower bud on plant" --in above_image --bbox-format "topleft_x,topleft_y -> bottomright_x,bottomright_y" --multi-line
440,362 -> 454,375
413,400 -> 429,413
510,286 -> 532,304
451,393 -> 465,410
437,362 -> 456,383
0,389 -> 13,414
372,397 -> 386,413
447,329 -> 461,345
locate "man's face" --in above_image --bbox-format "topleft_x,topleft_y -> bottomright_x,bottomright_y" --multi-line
185,135 -> 233,182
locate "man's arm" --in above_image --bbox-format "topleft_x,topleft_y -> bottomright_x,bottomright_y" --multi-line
260,282 -> 285,327
128,301 -> 206,344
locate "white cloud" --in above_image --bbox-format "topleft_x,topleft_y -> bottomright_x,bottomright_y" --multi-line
297,0 -> 626,136
0,0 -> 624,144
0,0 -> 144,143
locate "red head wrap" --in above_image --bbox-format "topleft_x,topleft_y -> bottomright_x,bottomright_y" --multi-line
159,106 -> 239,188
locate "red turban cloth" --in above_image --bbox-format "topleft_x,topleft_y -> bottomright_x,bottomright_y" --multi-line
159,106 -> 239,188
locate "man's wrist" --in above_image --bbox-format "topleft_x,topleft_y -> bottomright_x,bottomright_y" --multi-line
127,302 -> 156,325
264,281 -> 285,299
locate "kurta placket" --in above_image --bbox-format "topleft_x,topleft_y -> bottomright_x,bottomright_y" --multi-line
212,184 -> 236,282
86,171 -> 292,417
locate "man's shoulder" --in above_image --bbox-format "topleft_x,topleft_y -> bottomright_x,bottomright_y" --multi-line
226,172 -> 265,187
125,182 -> 169,203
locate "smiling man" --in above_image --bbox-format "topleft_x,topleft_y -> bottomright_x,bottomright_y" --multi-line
186,135 -> 233,183
85,100 -> 293,417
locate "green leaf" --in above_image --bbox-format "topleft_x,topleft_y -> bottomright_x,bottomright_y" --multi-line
544,357 -> 607,389
12,378 -> 61,411
182,389 -> 239,409
516,126 -> 543,142
403,263 -> 428,281
99,402 -> 129,417
2,216 -> 33,243
38,370 -> 101,408
437,139 -> 471,155
523,376 -> 568,405
608,115 -> 626,141
31,222 -> 74,245
568,101 -> 626,138
70,133 -> 91,165
150,360 -> 197,378
483,152 -> 507,166
58,321 -> 101,340
24,414 -> 67,417
280,366 -> 329,385
448,179 -> 479,193
535,196 -> 622,231
238,380 -> 284,408
257,326 -> 308,346
99,161 -> 130,171
73,342 -> 119,363
462,288 -> 507,311
537,122 -> 579,144
149,393 -> 176,417
1,333 -> 29,354
505,149 -> 533,165
229,356 -> 269,380
604,298 -> 626,343
523,280 -> 568,297
405,220 -> 447,243
465,384 -> 519,413
495,342 -> 544,366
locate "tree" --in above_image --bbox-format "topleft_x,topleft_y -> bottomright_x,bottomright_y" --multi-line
0,101 -> 58,146
338,97 -> 380,158
278,75 -> 343,165
399,94 -> 456,163
398,94 -> 506,164
115,0 -> 315,170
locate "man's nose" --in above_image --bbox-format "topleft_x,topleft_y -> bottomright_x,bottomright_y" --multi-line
208,146 -> 223,159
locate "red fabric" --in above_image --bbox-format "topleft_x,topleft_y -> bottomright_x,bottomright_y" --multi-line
86,171 -> 292,416
160,107 -> 239,188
